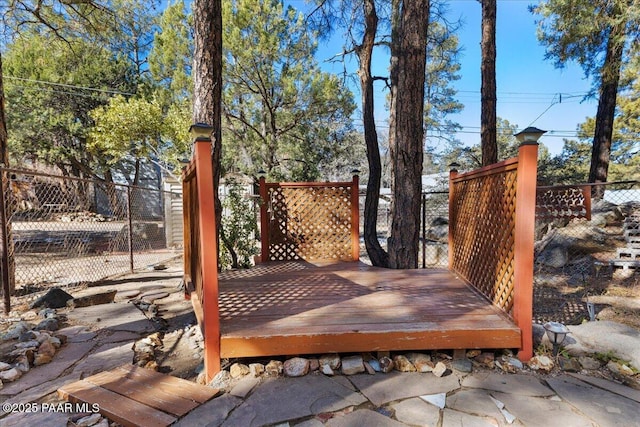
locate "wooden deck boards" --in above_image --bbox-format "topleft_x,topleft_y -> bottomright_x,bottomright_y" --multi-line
58,365 -> 218,427
218,261 -> 521,358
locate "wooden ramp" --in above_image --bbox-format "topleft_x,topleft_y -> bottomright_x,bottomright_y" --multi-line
58,365 -> 218,427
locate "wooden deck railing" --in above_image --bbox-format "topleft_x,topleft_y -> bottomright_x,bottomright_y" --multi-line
449,143 -> 538,360
182,137 -> 220,380
258,175 -> 360,262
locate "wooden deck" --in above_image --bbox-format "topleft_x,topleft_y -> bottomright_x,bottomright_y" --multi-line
218,261 -> 521,358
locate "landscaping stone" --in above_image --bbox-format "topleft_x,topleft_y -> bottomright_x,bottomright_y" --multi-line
1,322 -> 32,341
230,363 -> 251,378
446,389 -> 504,421
266,360 -> 283,376
367,358 -> 381,372
209,370 -> 233,390
393,355 -> 416,372
29,288 -> 73,309
559,357 -> 582,372
568,373 -> 640,403
363,361 -> 375,375
319,354 -> 341,370
432,361 -> 447,377
473,352 -> 495,368
419,392 -> 447,409
174,394 -> 242,427
70,290 -> 117,308
341,355 -> 364,375
528,355 -> 554,372
379,356 -> 394,373
0,362 -> 11,371
230,377 -> 260,398
406,352 -> 434,372
321,365 -> 335,376
442,408 -> 498,427
578,356 -> 601,370
451,358 -> 472,373
284,357 -> 309,377
308,358 -> 319,372
493,390 -> 594,427
0,368 -> 22,382
249,363 -> 265,377
325,409 -> 405,427
607,360 -> 635,377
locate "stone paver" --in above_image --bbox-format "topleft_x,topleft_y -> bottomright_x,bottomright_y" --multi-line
230,377 -> 261,398
57,325 -> 97,343
1,408 -> 70,426
461,372 -> 555,397
0,341 -> 94,395
348,372 -> 460,406
547,375 -> 640,427
568,373 -> 640,403
66,302 -> 155,333
221,375 -> 367,427
391,398 -> 440,427
71,341 -> 134,376
325,409 -> 406,427
446,389 -> 505,422
442,408 -> 498,427
174,394 -> 242,427
493,390 -> 594,427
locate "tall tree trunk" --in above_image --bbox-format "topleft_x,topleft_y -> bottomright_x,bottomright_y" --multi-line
588,14 -> 625,198
480,0 -> 497,166
388,0 -> 429,269
193,0 -> 223,253
358,0 -> 389,268
0,54 -> 8,168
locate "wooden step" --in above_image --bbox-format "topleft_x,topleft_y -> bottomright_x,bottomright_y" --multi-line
58,365 -> 218,427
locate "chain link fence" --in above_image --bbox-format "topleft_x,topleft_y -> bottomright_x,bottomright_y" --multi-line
1,168 -> 183,301
359,181 -> 640,325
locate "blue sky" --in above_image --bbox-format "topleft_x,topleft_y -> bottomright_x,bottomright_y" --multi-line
298,0 -> 598,156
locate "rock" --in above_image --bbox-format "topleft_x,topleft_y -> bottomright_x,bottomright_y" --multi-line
474,352 -> 495,368
38,339 -> 57,358
209,370 -> 232,390
308,358 -> 319,372
18,330 -> 38,342
34,353 -> 53,366
39,308 -> 57,318
14,340 -> 39,349
48,336 -> 62,349
466,350 -> 481,358
30,287 -> 73,309
0,368 -> 22,382
363,361 -> 376,375
230,363 -> 250,378
70,290 -> 117,308
319,353 -> 341,370
407,353 -> 434,373
265,360 -> 283,376
54,333 -> 68,345
537,243 -> 569,268
1,321 -> 32,341
75,413 -> 103,427
559,357 -> 582,372
451,358 -> 473,373
379,356 -> 394,373
284,357 -> 310,377
35,317 -> 59,332
341,355 -> 365,375
607,361 -> 635,377
15,355 -> 30,373
249,363 -> 265,377
578,356 -> 601,370
21,311 -> 38,321
497,356 -> 523,373
0,362 -> 11,371
393,355 -> 416,372
528,355 -> 554,372
321,365 -> 335,376
433,362 -> 448,377
368,358 -> 381,372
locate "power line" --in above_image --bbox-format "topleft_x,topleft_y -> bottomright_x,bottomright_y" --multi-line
4,76 -> 135,96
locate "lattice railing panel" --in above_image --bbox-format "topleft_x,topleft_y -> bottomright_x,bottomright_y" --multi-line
450,166 -> 518,314
536,185 -> 591,221
266,185 -> 353,261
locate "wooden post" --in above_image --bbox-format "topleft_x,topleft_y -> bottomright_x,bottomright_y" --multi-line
513,142 -> 538,362
351,173 -> 360,261
182,165 -> 193,300
193,138 -> 221,381
259,176 -> 269,263
581,185 -> 592,221
448,164 -> 459,271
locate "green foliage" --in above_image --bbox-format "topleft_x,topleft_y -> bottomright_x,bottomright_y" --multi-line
221,0 -> 356,181
3,32 -> 136,174
219,179 -> 259,270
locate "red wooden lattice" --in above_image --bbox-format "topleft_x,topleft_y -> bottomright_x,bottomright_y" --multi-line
536,185 -> 592,221
259,179 -> 360,262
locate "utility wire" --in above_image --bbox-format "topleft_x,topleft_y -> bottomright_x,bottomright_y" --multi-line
4,76 -> 135,96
